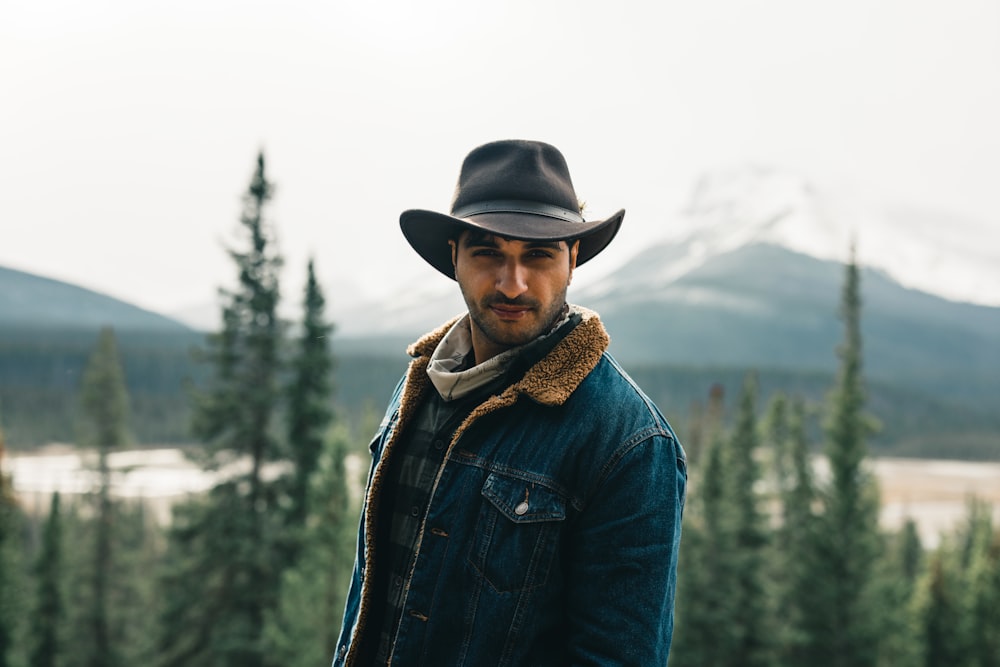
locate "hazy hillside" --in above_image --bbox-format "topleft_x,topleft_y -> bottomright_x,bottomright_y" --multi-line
578,243 -> 1000,401
0,265 -> 191,332
327,241 -> 999,409
1,249 -> 997,460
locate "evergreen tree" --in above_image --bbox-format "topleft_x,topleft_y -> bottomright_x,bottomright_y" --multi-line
671,385 -> 722,665
962,507 -> 999,667
264,426 -> 359,667
808,247 -> 883,667
109,501 -> 161,665
29,494 -> 65,667
77,327 -> 130,667
876,519 -> 924,667
671,378 -> 771,667
910,552 -> 966,666
286,258 -> 334,531
670,428 -> 737,666
897,519 -> 924,584
160,152 -> 285,667
0,421 -> 25,667
157,481 -> 286,667
955,498 -> 994,573
771,398 -> 822,667
192,151 -> 284,485
726,375 -> 771,667
761,393 -> 790,494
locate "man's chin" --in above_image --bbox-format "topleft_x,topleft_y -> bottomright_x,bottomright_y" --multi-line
478,321 -> 541,349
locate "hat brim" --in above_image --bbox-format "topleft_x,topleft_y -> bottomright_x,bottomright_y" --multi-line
399,208 -> 625,279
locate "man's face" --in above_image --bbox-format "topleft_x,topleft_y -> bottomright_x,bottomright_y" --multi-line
451,229 -> 579,364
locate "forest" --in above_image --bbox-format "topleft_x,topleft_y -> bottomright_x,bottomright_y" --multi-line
1,153 -> 998,667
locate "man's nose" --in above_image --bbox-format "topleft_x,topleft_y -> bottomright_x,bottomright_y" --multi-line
496,259 -> 528,298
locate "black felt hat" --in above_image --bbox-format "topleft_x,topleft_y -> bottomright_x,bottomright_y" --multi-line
400,140 -> 625,279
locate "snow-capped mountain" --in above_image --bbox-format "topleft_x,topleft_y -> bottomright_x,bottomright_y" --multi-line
7,155 -> 996,380
581,165 -> 999,308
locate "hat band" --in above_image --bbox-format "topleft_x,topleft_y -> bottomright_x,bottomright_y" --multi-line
452,199 -> 584,223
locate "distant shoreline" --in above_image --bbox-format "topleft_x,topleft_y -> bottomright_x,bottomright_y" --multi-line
7,447 -> 998,548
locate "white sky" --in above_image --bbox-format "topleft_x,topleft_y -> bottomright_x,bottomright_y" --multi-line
2,0 -> 998,315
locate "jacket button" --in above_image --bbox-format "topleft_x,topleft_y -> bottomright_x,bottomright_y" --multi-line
515,501 -> 529,516
433,439 -> 445,451
410,505 -> 420,517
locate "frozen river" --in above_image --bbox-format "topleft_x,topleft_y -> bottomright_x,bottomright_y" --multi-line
5,445 -> 999,547
5,444 -> 364,525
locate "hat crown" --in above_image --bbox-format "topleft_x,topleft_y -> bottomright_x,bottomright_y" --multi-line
399,139 -> 624,279
450,140 -> 580,216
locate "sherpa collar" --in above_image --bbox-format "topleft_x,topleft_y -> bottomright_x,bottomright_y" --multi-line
407,304 -> 609,407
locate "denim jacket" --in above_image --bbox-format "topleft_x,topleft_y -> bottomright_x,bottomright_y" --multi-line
333,308 -> 687,666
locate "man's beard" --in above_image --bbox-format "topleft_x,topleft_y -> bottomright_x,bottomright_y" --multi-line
462,286 -> 569,350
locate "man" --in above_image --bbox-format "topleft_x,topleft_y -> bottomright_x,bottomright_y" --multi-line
333,140 -> 686,666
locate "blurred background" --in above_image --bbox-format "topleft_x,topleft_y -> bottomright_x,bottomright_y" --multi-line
1,1 -> 998,665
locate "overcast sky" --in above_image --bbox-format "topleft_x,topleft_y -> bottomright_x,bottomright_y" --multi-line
2,0 -> 998,315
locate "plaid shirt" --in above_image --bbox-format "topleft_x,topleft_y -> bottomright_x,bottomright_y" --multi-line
372,382 -> 484,664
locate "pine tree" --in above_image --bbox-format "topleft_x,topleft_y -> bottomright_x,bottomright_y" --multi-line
771,398 -> 821,666
809,246 -> 883,667
110,501 -> 161,664
286,258 -> 334,531
159,152 -> 285,667
77,327 -> 130,667
264,426 -> 359,667
761,393 -> 790,495
262,257 -> 345,666
962,507 -> 999,667
726,375 -> 771,667
670,427 -> 737,666
192,151 -> 284,486
876,519 -> 924,667
0,420 -> 25,667
910,552 -> 966,666
29,494 -> 65,667
897,519 -> 924,584
671,378 -> 771,667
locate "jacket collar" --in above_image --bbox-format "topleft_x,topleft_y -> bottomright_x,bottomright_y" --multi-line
407,305 -> 609,407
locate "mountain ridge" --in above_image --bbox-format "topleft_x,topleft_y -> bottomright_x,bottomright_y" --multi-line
1,248 -> 997,458
646,165 -> 1000,308
0,265 -> 192,332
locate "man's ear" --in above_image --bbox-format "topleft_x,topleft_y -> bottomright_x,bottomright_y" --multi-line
448,239 -> 458,271
568,240 -> 580,283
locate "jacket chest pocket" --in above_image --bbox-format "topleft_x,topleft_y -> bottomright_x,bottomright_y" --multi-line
468,472 -> 567,594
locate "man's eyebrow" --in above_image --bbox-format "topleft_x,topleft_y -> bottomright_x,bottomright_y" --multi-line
523,240 -> 565,252
461,231 -> 500,247
460,232 -> 565,252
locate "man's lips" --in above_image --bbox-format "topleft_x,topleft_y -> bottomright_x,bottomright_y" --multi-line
489,304 -> 532,320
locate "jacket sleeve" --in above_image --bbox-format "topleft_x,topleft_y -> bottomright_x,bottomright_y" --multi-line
564,432 -> 687,666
